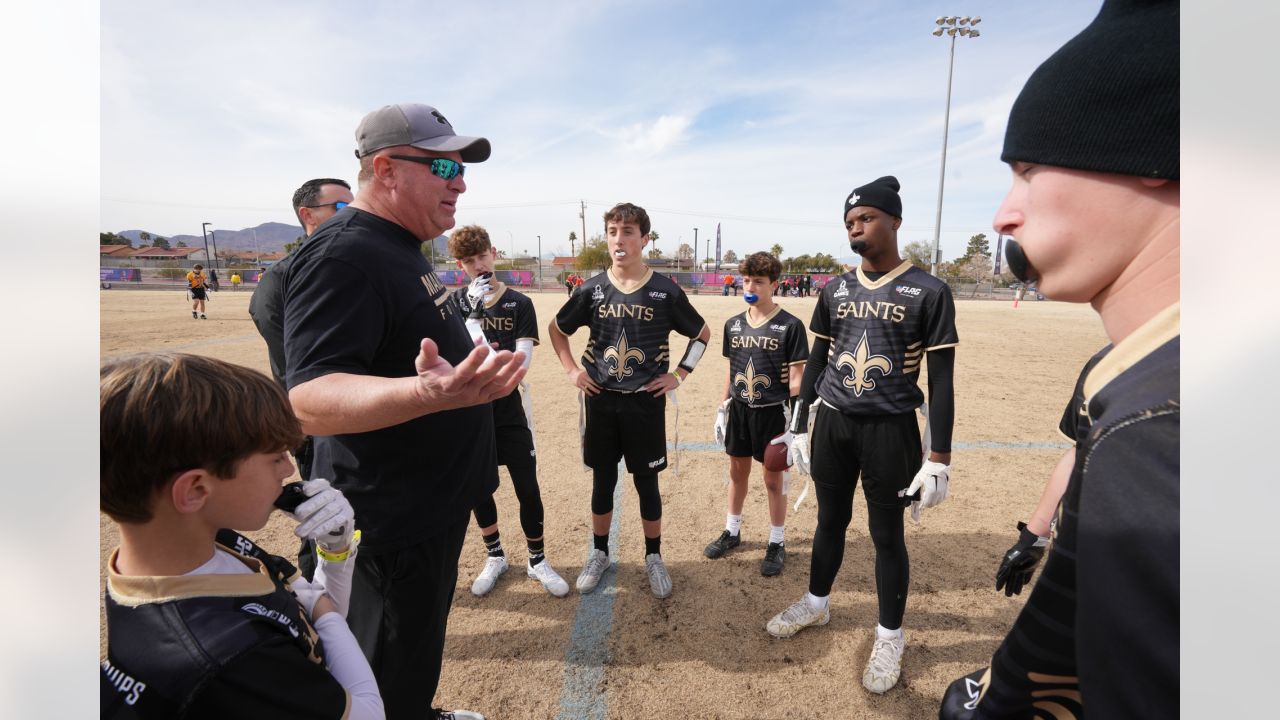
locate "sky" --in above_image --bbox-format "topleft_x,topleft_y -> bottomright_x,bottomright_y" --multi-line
102,0 -> 1103,262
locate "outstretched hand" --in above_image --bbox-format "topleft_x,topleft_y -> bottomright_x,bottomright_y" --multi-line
413,337 -> 527,412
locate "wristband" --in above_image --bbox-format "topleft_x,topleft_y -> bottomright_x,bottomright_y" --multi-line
316,529 -> 361,562
788,396 -> 809,434
669,371 -> 682,386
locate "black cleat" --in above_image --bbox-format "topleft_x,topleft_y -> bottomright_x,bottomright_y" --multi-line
703,530 -> 741,559
761,542 -> 786,576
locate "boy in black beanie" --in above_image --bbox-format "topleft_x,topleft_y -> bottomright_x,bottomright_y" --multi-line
765,174 -> 958,696
940,1 -> 1178,717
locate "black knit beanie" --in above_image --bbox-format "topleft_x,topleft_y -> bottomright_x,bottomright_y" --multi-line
1002,0 -> 1178,180
843,176 -> 902,219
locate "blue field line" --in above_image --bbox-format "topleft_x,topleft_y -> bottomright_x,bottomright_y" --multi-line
556,461 -> 625,720
670,440 -> 1070,453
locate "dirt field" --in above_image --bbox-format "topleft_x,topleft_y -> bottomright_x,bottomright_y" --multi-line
100,286 -> 1106,719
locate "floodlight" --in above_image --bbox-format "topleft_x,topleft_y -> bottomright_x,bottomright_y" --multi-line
969,29 -> 980,37
933,27 -> 944,36
959,16 -> 970,25
936,16 -> 946,24
971,16 -> 981,25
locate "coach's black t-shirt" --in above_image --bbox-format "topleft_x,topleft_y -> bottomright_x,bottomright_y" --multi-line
811,262 -> 958,415
282,208 -> 498,552
722,305 -> 809,407
554,269 -> 706,392
972,304 -> 1179,719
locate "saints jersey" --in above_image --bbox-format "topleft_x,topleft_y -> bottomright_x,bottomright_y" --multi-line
722,306 -> 809,407
451,282 -> 540,352
554,268 -> 706,392
1059,345 -> 1111,445
811,261 -> 957,415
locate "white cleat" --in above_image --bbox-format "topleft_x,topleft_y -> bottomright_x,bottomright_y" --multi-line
527,560 -> 570,597
644,553 -> 672,598
470,555 -> 509,597
766,597 -> 830,638
862,630 -> 906,694
575,549 -> 611,594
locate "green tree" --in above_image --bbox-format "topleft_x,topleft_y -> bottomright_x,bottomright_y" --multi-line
648,248 -> 663,260
769,243 -> 783,258
175,240 -> 187,248
284,236 -> 304,255
959,233 -> 989,263
576,234 -> 611,271
723,249 -> 738,264
903,240 -> 933,270
648,231 -> 659,257
100,232 -> 130,246
568,231 -> 578,256
151,236 -> 171,250
139,231 -> 152,246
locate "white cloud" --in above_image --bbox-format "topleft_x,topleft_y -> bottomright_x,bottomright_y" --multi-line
613,115 -> 693,155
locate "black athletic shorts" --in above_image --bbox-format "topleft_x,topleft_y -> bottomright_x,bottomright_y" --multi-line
190,287 -> 207,300
583,389 -> 667,473
493,389 -> 535,468
725,401 -> 786,462
809,402 -> 922,508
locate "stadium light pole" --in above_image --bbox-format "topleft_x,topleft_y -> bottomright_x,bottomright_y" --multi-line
928,15 -> 982,276
537,234 -> 542,288
200,222 -> 212,266
692,227 -> 698,274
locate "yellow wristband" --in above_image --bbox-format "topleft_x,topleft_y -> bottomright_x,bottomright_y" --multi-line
670,371 -> 683,386
316,529 -> 361,562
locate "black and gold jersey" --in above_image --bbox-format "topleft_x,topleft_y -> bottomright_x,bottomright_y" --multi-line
101,531 -> 346,719
451,282 -> 540,352
722,305 -> 809,407
554,268 -> 706,391
1058,345 -> 1112,445
810,261 -> 957,415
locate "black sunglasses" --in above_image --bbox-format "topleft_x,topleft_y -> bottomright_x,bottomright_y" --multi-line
303,201 -> 349,210
388,155 -> 465,181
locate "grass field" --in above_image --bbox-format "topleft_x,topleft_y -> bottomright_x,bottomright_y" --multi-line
100,287 -> 1107,719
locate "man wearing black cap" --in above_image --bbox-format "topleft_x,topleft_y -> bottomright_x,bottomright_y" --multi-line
766,175 -> 958,696
282,103 -> 525,720
939,1 -> 1178,717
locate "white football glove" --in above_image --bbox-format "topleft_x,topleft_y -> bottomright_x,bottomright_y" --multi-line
289,478 -> 355,551
769,429 -> 794,458
788,432 -> 811,475
289,575 -> 328,618
713,398 -> 730,447
466,273 -> 493,308
906,461 -> 950,512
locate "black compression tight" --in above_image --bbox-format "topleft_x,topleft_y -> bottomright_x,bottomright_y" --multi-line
591,466 -> 662,522
808,482 -> 910,630
472,461 -> 545,540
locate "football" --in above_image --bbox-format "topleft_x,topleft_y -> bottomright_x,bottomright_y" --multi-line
763,434 -> 792,472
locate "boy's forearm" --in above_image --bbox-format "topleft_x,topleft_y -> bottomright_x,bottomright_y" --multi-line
1028,449 -> 1075,536
547,324 -> 578,374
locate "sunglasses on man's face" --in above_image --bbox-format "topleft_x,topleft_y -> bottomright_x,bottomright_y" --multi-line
304,201 -> 349,210
388,155 -> 465,181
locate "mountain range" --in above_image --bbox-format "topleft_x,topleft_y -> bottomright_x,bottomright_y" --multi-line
113,223 -> 451,257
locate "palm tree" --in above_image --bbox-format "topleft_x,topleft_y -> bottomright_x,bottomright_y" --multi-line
648,231 -> 659,257
769,243 -> 783,258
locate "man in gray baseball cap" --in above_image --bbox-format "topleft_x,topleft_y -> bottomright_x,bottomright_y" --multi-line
282,103 -> 520,720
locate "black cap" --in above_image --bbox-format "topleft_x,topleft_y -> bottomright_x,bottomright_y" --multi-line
1002,0 -> 1178,180
844,176 -> 902,219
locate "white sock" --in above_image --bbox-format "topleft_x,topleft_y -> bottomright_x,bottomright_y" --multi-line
726,514 -> 743,536
804,592 -> 828,611
876,623 -> 904,640
768,525 -> 785,545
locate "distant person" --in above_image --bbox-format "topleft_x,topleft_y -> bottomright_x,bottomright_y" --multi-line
230,271 -> 242,290
208,267 -> 220,292
723,273 -> 734,296
706,251 -> 808,576
248,177 -> 354,483
282,102 -> 521,720
186,264 -> 209,319
99,352 -> 382,719
564,273 -> 575,296
941,1 -> 1178,717
549,202 -> 710,599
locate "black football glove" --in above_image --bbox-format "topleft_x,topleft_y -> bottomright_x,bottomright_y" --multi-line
939,668 -> 989,719
994,521 -> 1048,597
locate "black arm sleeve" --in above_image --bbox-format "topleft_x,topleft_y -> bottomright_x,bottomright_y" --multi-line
926,347 -> 955,454
790,336 -> 830,432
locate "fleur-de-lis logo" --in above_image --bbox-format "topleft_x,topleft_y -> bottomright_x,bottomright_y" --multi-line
835,331 -> 893,396
847,192 -> 860,206
734,358 -> 772,403
603,330 -> 645,381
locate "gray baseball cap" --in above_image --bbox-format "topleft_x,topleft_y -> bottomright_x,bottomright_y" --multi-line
353,103 -> 491,163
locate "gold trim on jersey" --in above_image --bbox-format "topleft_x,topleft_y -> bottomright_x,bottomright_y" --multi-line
483,283 -> 509,309
106,545 -> 277,606
925,341 -> 959,352
734,358 -> 772,403
606,267 -> 654,294
813,331 -> 833,341
1082,303 -> 1179,405
603,330 -> 646,381
855,260 -> 913,290
745,305 -> 783,328
835,330 -> 893,396
902,341 -> 924,374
